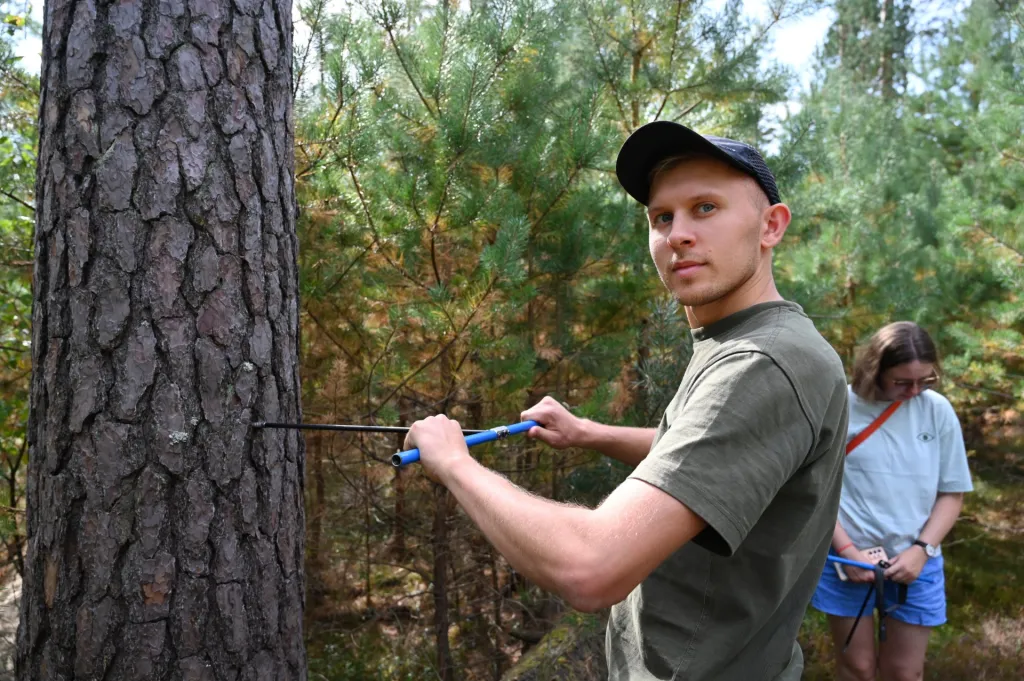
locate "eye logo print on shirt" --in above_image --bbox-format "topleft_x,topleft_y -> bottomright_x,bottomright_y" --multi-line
917,432 -> 936,442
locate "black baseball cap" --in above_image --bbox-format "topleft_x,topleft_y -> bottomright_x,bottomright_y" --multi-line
615,121 -> 781,206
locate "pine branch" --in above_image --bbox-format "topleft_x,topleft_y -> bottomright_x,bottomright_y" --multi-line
296,96 -> 348,178
382,19 -> 438,119
583,11 -> 632,131
670,98 -> 705,122
366,325 -> 399,421
434,0 -> 452,110
426,155 -> 463,335
531,164 -> 582,234
654,0 -> 688,121
293,0 -> 328,98
345,161 -> 429,292
948,378 -> 1016,400
1002,150 -> 1024,165
316,246 -> 371,298
368,275 -> 499,418
304,307 -> 360,365
369,333 -> 461,421
0,188 -> 35,213
970,222 -> 1024,262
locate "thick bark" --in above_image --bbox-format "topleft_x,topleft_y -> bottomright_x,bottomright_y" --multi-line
17,0 -> 305,679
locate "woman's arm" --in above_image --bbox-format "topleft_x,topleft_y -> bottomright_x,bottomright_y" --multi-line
831,521 -> 875,583
918,492 -> 965,547
884,492 -> 964,583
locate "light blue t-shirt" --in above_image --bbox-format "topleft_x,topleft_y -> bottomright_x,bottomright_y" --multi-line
839,387 -> 973,558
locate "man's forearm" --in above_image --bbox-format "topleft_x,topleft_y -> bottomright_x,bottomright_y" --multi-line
579,421 -> 656,467
438,456 -> 602,607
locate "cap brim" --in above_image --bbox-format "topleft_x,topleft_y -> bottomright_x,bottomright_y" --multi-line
615,121 -> 751,206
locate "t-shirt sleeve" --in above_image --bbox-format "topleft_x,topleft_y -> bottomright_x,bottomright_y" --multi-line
936,398 -> 974,493
630,351 -> 815,556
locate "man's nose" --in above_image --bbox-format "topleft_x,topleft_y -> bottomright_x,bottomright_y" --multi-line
667,217 -> 696,247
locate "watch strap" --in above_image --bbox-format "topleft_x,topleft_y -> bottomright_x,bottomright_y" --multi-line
913,539 -> 936,556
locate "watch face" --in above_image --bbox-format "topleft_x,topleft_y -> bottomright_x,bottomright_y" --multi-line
926,545 -> 938,557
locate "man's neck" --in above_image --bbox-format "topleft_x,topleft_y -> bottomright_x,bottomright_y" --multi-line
684,272 -> 784,329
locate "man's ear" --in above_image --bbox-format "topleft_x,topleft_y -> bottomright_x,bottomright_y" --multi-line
761,203 -> 792,248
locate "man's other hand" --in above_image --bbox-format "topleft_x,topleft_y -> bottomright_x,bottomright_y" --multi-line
521,396 -> 587,450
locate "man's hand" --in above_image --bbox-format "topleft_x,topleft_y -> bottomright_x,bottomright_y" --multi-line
403,415 -> 471,483
520,396 -> 587,450
840,548 -> 877,584
884,546 -> 928,584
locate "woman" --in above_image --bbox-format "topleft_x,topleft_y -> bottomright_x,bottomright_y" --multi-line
811,321 -> 973,681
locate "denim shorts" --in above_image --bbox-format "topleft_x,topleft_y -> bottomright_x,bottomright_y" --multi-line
810,550 -> 947,627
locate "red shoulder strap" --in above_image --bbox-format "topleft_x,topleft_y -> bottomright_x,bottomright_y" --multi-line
846,401 -> 902,455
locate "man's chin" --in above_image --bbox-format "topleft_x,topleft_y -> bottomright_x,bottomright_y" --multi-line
673,290 -> 723,308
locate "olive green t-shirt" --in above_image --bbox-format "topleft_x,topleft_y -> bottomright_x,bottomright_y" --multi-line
606,301 -> 849,681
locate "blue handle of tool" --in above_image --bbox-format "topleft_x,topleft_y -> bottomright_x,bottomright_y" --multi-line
826,555 -> 876,571
392,420 -> 540,467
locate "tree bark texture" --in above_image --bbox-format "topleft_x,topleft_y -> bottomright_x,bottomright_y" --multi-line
16,0 -> 304,679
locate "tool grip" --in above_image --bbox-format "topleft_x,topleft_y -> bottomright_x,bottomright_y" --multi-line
392,420 -> 539,467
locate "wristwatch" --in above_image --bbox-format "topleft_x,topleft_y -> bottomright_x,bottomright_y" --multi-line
913,539 -> 938,557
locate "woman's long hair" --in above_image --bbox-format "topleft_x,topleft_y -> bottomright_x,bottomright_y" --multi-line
851,322 -> 941,401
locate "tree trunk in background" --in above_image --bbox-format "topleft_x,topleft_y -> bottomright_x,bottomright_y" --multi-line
389,399 -> 409,560
16,0 -> 305,678
307,432 -> 325,609
879,0 -> 895,99
432,485 -> 455,681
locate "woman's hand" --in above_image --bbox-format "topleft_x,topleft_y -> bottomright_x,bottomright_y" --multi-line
884,546 -> 929,584
839,548 -> 878,584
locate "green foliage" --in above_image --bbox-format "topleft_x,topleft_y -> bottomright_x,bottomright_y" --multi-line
777,0 -> 1024,410
0,0 -> 37,574
294,0 -> 803,434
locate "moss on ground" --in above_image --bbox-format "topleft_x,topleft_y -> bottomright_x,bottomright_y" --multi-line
500,612 -> 607,681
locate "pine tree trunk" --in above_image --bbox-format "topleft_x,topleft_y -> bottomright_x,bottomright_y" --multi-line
308,432 -> 325,606
432,485 -> 455,681
17,0 -> 305,678
879,0 -> 895,99
389,400 -> 409,560
490,547 -> 505,681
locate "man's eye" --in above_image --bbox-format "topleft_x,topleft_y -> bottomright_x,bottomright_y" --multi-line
654,213 -> 672,224
696,203 -> 715,214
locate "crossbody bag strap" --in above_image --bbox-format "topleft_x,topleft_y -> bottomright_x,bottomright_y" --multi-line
845,401 -> 902,456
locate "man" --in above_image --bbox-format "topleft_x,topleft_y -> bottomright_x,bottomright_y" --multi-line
404,121 -> 849,680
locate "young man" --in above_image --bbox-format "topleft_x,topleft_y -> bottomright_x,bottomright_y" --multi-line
404,121 -> 850,680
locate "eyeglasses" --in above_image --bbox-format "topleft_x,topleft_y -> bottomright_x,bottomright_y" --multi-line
889,375 -> 939,389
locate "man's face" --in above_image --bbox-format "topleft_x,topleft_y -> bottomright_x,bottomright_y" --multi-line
647,156 -> 768,309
